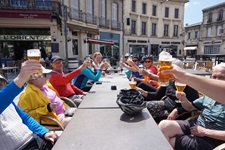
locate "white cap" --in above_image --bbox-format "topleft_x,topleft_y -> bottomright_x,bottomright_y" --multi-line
42,66 -> 52,74
0,74 -> 7,83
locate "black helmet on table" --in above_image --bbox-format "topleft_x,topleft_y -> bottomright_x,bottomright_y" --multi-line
117,89 -> 146,116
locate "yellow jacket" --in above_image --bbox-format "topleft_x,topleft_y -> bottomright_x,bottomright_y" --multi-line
18,81 -> 66,125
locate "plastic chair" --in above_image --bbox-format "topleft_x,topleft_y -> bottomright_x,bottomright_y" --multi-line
39,97 -> 77,131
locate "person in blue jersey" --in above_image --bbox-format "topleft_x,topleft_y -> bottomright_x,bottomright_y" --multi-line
72,56 -> 109,92
129,55 -> 144,79
0,60 -> 57,150
158,63 -> 225,150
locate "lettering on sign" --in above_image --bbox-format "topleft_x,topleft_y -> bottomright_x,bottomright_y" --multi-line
0,35 -> 51,41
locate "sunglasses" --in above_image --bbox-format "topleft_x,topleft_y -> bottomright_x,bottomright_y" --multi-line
133,60 -> 138,62
144,61 -> 152,63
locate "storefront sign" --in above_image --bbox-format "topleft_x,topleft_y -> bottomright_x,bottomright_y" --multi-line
203,40 -> 222,45
0,35 -> 51,41
0,10 -> 52,19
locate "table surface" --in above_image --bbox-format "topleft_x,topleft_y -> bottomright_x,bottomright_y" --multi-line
79,74 -> 130,109
52,109 -> 173,150
184,69 -> 212,76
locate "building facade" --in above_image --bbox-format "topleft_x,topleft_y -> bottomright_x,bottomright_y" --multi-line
184,22 -> 201,58
123,0 -> 188,60
0,0 -> 123,62
185,2 -> 225,58
65,0 -> 123,61
0,0 -> 62,61
200,2 -> 225,55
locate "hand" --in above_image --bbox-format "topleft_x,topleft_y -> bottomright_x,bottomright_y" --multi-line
44,131 -> 58,144
161,64 -> 187,82
167,109 -> 178,120
100,62 -> 108,70
50,103 -> 57,111
190,125 -> 207,137
82,92 -> 87,96
140,69 -> 148,76
176,91 -> 186,101
79,60 -> 89,70
14,60 -> 42,88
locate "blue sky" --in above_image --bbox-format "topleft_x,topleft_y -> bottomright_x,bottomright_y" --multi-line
184,0 -> 225,26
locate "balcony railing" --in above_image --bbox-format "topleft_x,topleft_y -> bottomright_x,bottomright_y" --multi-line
85,12 -> 97,25
99,17 -> 110,28
0,0 -> 61,16
111,20 -> 121,30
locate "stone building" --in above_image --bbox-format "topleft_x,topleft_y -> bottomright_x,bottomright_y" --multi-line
123,0 -> 188,59
185,2 -> 225,58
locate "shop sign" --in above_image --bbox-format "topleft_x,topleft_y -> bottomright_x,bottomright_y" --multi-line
0,35 -> 51,41
203,40 -> 222,45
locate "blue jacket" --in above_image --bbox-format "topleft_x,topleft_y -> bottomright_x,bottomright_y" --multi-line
72,67 -> 102,89
0,81 -> 49,137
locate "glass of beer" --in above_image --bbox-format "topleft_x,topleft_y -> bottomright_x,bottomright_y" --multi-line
158,51 -> 172,86
129,78 -> 137,89
27,49 -> 42,79
175,81 -> 186,103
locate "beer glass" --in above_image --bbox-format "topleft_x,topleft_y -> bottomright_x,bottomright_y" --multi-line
27,49 -> 42,79
158,51 -> 172,86
175,81 -> 186,103
129,78 -> 136,89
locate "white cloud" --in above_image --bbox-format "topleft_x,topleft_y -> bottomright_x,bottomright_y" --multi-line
193,1 -> 200,5
185,3 -> 189,8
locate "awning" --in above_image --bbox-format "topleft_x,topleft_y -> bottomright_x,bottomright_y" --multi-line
184,47 -> 197,50
84,38 -> 114,46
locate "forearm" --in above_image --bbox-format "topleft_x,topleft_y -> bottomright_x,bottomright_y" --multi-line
179,73 -> 225,104
181,98 -> 196,112
204,129 -> 225,141
147,72 -> 158,81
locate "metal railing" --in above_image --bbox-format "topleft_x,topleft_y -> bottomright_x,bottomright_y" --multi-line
0,0 -> 61,16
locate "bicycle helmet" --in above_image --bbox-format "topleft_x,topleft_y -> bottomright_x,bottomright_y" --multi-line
143,54 -> 154,61
117,89 -> 146,116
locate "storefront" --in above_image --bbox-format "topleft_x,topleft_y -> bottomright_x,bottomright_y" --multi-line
0,28 -> 51,60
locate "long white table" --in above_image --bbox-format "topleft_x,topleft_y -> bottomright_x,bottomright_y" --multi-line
52,73 -> 173,150
52,109 -> 173,150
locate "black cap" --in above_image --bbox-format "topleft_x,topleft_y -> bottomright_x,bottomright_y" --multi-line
51,56 -> 63,63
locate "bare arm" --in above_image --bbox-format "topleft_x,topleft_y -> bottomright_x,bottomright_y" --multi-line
176,91 -> 197,112
191,125 -> 225,141
163,64 -> 225,104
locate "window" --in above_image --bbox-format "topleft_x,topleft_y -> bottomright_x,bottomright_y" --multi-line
132,0 -> 136,12
208,12 -> 212,22
218,9 -> 223,21
131,20 -> 136,34
164,24 -> 169,36
142,3 -> 146,14
207,27 -> 211,37
217,26 -> 222,36
141,22 -> 146,35
99,0 -> 106,18
174,8 -> 179,19
152,23 -> 156,36
99,0 -> 106,26
195,31 -> 198,39
188,32 -> 191,39
71,0 -> 79,19
86,0 -> 94,23
152,5 -> 157,16
165,7 -> 169,18
173,25 -> 178,37
112,3 -> 118,28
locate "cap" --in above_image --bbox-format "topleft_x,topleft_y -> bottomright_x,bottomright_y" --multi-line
42,66 -> 52,74
125,53 -> 130,57
0,75 -> 7,83
132,55 -> 139,61
51,55 -> 63,63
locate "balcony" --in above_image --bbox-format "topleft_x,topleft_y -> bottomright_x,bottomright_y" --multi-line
111,20 -> 121,30
99,17 -> 110,28
0,0 -> 61,17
